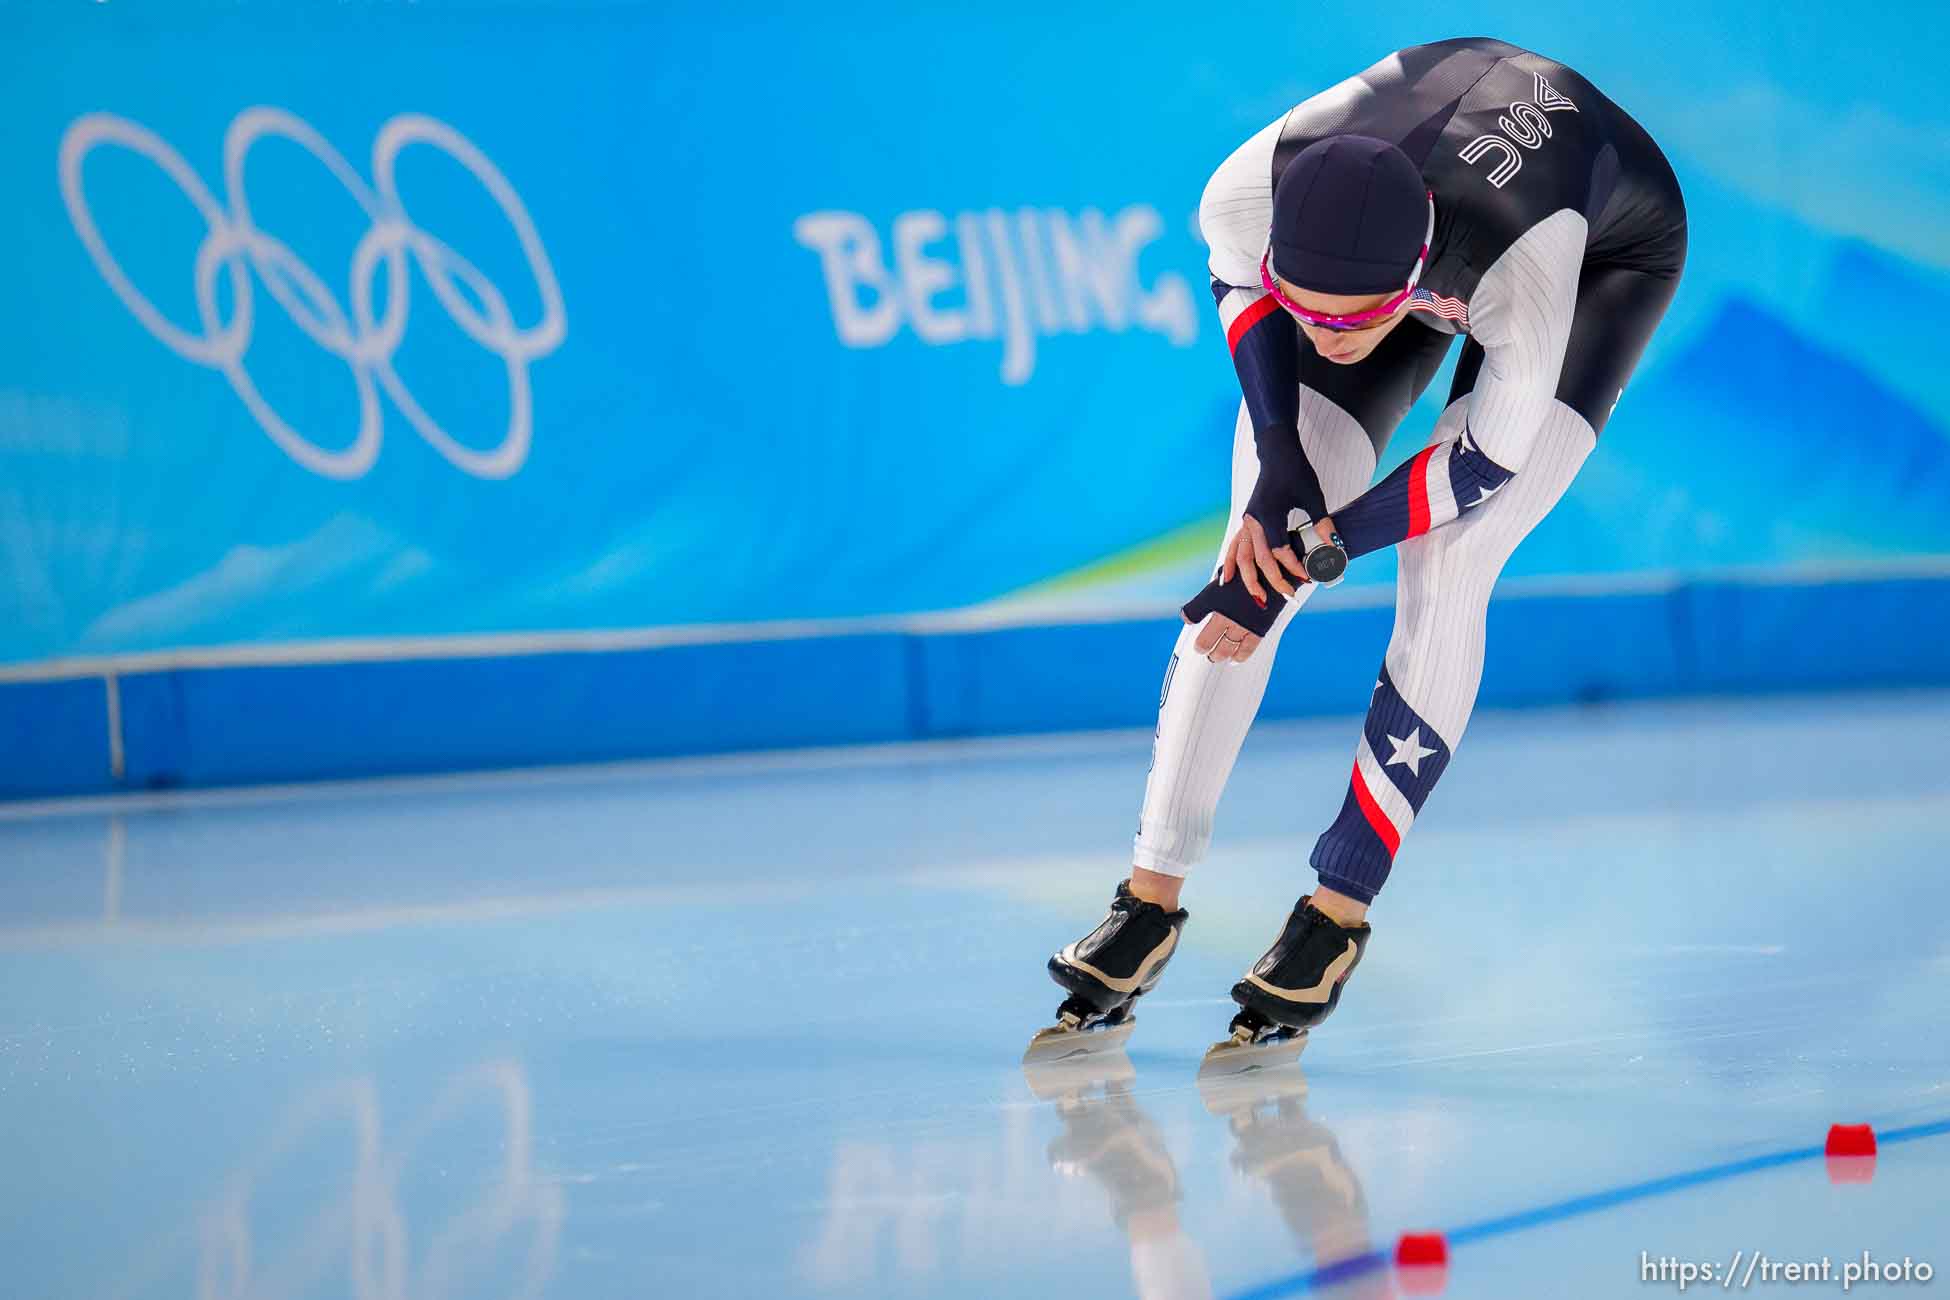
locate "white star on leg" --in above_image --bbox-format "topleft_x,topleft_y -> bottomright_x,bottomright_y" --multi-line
1384,727 -> 1438,778
1469,480 -> 1507,508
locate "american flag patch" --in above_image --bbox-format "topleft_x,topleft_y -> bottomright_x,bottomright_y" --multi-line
1405,287 -> 1469,326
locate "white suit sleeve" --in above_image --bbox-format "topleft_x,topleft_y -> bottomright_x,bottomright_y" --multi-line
1196,112 -> 1285,289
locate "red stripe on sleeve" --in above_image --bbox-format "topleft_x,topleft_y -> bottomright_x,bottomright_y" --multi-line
1349,763 -> 1401,856
1226,295 -> 1282,356
1405,445 -> 1437,539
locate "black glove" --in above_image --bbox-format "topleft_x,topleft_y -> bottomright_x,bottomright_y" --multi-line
1180,528 -> 1349,636
1183,428 -> 1334,638
1182,570 -> 1285,637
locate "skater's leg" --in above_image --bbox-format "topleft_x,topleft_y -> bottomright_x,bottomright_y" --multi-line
1130,398 -> 1372,904
1311,260 -> 1684,906
1131,321 -> 1454,903
1309,394 -> 1597,904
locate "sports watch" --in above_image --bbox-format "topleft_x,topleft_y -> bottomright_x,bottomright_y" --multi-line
1293,525 -> 1348,587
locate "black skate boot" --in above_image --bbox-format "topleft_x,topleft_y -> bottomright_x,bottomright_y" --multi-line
1024,880 -> 1187,1062
1202,896 -> 1369,1074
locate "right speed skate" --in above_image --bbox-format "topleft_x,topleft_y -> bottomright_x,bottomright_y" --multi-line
1024,879 -> 1186,1063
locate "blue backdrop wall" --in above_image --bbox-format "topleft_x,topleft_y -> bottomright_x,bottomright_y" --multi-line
4,2 -> 1948,797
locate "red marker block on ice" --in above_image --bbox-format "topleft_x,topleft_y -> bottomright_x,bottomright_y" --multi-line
1825,1123 -> 1877,1184
1395,1232 -> 1450,1295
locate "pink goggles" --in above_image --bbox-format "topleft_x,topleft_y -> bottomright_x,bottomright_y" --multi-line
1258,193 -> 1435,331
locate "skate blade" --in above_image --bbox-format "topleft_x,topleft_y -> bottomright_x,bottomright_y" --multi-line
1022,1016 -> 1136,1065
1196,1028 -> 1307,1079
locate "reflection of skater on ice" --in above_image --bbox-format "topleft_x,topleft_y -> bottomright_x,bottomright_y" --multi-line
1022,1052 -> 1214,1300
1197,1064 -> 1390,1296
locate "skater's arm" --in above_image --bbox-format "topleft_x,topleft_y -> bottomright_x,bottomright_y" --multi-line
1325,213 -> 1583,558
1216,279 -> 1333,529
1198,130 -> 1331,598
1170,284 -> 1321,639
1316,424 -> 1520,560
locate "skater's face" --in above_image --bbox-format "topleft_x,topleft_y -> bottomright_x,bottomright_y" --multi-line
1273,279 -> 1413,365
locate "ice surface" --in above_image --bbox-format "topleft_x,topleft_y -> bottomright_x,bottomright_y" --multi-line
1,691 -> 1946,1298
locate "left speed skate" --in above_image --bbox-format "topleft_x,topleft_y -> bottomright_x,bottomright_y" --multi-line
1201,896 -> 1370,1076
1198,1008 -> 1308,1077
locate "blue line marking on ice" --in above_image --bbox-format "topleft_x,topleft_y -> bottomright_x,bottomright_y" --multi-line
1223,1118 -> 1950,1299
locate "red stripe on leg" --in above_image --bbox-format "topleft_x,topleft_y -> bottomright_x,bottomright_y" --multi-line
1349,763 -> 1401,856
1226,295 -> 1281,355
1405,445 -> 1436,538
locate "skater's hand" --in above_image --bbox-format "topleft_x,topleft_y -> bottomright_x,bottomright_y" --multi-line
1221,516 -> 1309,605
1187,609 -> 1262,664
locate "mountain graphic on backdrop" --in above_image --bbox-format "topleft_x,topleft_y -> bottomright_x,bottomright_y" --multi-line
1553,294 -> 1950,571
1811,240 -> 1950,429
1007,280 -> 1950,612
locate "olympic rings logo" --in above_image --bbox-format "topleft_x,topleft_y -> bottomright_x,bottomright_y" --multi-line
58,108 -> 566,480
